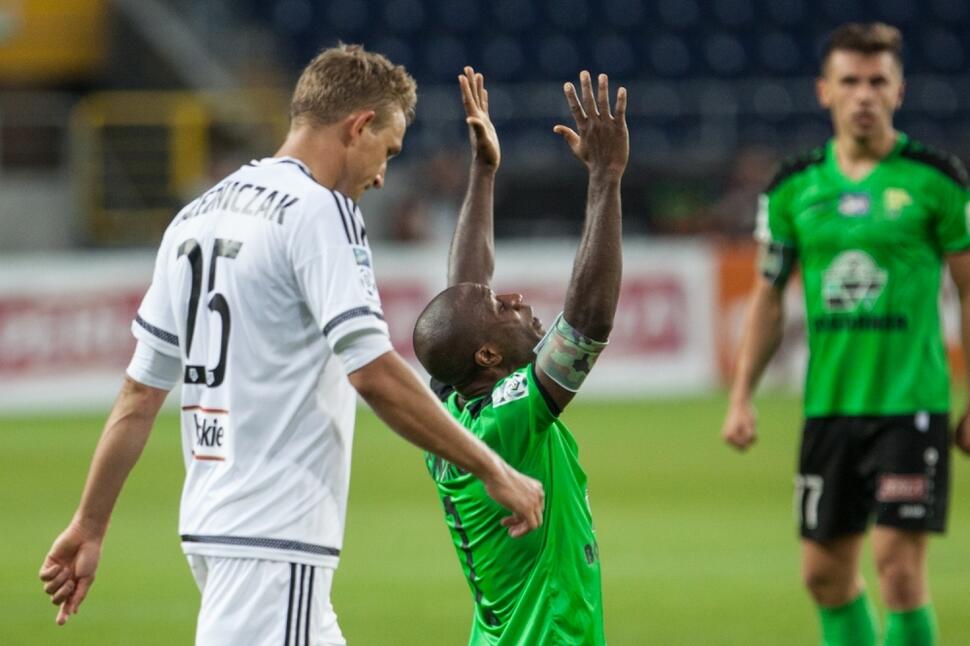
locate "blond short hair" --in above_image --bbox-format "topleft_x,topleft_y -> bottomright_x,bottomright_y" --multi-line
822,23 -> 903,72
290,43 -> 417,128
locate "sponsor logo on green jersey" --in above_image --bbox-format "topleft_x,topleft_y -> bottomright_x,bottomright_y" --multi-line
838,193 -> 870,217
814,251 -> 906,332
883,188 -> 912,219
822,250 -> 887,312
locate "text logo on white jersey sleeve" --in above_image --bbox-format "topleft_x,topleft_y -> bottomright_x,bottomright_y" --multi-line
352,247 -> 380,301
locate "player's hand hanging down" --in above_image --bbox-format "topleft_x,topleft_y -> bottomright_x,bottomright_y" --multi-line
39,520 -> 102,625
722,400 -> 758,451
487,461 -> 545,538
954,411 -> 970,455
459,66 -> 500,169
554,71 -> 629,179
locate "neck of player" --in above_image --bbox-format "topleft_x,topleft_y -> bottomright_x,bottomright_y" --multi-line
275,124 -> 348,192
835,127 -> 897,178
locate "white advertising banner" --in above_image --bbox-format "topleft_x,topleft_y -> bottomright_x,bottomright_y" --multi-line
0,242 -> 719,411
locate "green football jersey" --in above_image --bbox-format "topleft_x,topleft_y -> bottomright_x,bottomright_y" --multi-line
426,364 -> 605,645
757,133 -> 970,417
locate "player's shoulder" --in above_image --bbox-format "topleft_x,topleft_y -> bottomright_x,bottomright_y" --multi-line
764,145 -> 827,194
228,157 -> 364,238
284,180 -> 366,246
898,136 -> 969,189
489,366 -> 532,410
313,187 -> 367,246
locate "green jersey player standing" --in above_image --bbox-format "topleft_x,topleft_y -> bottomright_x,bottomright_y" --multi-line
413,67 -> 628,645
722,23 -> 970,646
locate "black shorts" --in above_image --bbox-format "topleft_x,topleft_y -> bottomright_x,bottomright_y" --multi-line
796,413 -> 951,541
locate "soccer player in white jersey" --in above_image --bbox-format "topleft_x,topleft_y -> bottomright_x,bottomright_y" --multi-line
38,45 -> 544,646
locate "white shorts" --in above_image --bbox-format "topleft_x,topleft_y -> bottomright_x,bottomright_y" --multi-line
187,555 -> 345,646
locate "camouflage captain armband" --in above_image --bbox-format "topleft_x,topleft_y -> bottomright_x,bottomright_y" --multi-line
533,313 -> 608,392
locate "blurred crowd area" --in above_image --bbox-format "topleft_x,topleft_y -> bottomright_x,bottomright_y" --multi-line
1,0 -> 969,248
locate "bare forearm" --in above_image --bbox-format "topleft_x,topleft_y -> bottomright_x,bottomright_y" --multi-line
74,378 -> 165,535
730,282 -> 785,403
350,352 -> 500,479
959,294 -> 970,399
448,165 -> 496,286
563,173 -> 622,340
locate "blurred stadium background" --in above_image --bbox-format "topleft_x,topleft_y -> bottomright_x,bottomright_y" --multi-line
2,0 -> 969,644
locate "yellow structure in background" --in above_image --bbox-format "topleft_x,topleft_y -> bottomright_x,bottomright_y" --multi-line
0,0 -> 108,83
71,90 -> 289,245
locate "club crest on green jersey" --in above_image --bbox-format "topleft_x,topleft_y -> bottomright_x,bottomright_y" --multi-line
822,251 -> 887,312
492,372 -> 528,408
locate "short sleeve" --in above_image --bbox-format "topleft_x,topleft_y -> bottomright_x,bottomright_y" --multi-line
932,174 -> 970,254
754,188 -> 797,248
131,230 -> 182,358
488,365 -> 559,465
289,190 -> 389,349
126,340 -> 181,390
754,180 -> 799,286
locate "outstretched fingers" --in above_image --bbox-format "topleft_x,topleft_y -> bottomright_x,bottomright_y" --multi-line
459,66 -> 491,118
552,124 -> 581,151
458,74 -> 477,116
563,81 -> 586,126
596,73 -> 611,118
614,86 -> 627,122
579,70 -> 596,118
468,66 -> 485,109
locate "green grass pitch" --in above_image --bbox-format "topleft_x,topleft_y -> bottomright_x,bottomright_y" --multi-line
3,394 -> 969,645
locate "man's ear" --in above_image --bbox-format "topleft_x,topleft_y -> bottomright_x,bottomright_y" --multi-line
474,343 -> 503,369
815,76 -> 831,109
344,110 -> 376,146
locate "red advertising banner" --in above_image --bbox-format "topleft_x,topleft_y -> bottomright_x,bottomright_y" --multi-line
0,291 -> 140,375
0,242 -> 718,408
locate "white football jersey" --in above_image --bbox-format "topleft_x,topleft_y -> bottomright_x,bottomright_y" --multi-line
132,157 -> 389,567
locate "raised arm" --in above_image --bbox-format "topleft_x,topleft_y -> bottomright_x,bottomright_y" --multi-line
536,72 -> 629,410
448,67 -> 500,287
